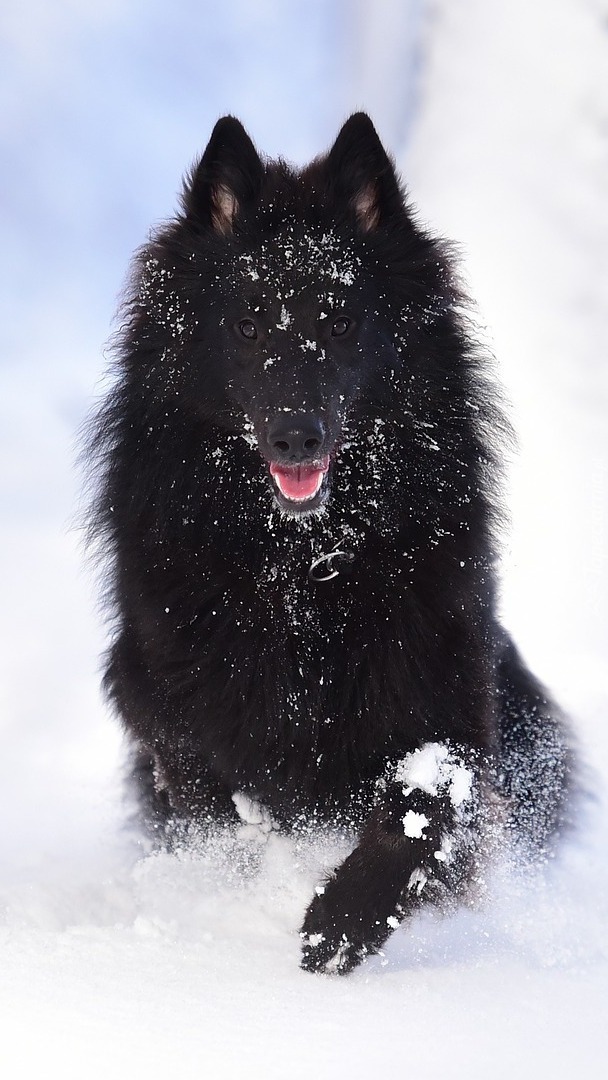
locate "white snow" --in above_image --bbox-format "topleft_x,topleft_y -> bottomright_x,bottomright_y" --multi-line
395,742 -> 473,808
277,304 -> 293,331
1,1 -> 607,1078
396,742 -> 449,793
232,791 -> 276,840
306,931 -> 325,947
402,810 -> 431,838
449,766 -> 473,808
407,867 -> 429,894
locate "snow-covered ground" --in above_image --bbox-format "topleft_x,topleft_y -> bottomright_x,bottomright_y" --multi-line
1,2 -> 606,1077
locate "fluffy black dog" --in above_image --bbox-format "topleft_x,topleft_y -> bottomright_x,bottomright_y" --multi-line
87,114 -> 572,974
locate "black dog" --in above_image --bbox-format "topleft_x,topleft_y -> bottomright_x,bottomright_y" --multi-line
87,114 -> 572,974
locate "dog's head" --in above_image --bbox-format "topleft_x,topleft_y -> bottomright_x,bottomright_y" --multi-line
175,113 -> 419,516
134,115 -> 459,519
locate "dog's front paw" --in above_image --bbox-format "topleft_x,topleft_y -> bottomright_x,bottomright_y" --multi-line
300,927 -> 370,976
299,874 -> 392,976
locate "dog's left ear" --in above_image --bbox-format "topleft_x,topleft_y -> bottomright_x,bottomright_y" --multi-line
325,113 -> 403,232
182,116 -> 264,235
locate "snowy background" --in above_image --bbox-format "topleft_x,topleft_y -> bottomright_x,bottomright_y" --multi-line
1,1 -> 607,1076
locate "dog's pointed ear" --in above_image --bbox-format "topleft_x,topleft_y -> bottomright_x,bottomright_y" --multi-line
183,116 -> 264,235
325,113 -> 403,232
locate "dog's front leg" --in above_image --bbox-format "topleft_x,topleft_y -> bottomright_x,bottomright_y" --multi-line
300,742 -> 481,975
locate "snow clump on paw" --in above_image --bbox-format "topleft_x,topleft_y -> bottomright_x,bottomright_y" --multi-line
394,742 -> 473,808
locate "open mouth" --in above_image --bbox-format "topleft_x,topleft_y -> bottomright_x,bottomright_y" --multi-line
269,455 -> 330,511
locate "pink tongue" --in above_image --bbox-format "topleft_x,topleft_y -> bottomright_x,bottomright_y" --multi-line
270,457 -> 329,501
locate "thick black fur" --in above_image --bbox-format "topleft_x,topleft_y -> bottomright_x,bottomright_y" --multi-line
86,114 -> 572,974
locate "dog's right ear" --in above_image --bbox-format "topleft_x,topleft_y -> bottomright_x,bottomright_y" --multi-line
182,117 -> 264,235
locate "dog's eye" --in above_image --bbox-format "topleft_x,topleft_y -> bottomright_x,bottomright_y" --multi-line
331,317 -> 351,337
238,319 -> 258,340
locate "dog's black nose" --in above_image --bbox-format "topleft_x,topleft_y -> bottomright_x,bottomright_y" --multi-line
268,415 -> 325,462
